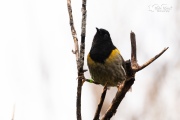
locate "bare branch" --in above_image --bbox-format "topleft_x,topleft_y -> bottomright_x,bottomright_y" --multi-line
76,1 -> 87,119
131,31 -> 137,62
67,0 -> 87,119
67,0 -> 79,63
130,31 -> 139,70
134,47 -> 169,72
130,31 -> 169,72
81,0 -> 87,37
94,86 -> 107,120
76,77 -> 82,120
79,0 -> 87,71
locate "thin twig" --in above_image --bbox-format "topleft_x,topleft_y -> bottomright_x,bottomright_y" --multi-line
77,1 -> 87,119
130,31 -> 139,70
94,85 -> 107,120
130,31 -> 169,72
79,0 -> 87,71
77,77 -> 82,120
134,47 -> 169,72
67,0 -> 79,63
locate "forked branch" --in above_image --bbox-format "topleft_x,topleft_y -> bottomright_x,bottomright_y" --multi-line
101,31 -> 168,120
130,31 -> 169,72
67,0 -> 87,120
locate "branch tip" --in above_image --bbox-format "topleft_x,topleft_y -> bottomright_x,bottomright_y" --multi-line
134,47 -> 169,72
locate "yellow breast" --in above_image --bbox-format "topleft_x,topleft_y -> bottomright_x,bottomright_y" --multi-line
105,49 -> 120,63
87,49 -> 120,65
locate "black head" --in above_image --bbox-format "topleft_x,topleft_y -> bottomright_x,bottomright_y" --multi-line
89,28 -> 116,63
92,28 -> 112,46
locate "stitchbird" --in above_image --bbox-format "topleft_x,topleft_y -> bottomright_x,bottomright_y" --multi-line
87,28 -> 126,87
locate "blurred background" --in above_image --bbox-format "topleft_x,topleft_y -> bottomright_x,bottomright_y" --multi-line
0,0 -> 179,120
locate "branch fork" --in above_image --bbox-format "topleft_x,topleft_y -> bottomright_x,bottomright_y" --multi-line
67,0 -> 87,120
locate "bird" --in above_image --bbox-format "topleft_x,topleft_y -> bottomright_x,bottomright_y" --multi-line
87,28 -> 126,87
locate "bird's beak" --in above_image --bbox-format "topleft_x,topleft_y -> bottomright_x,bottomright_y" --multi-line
96,27 -> 100,34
